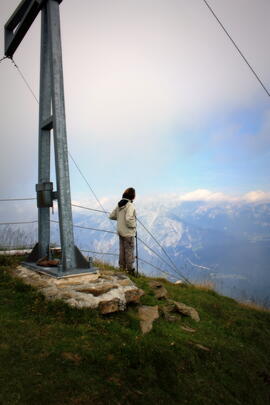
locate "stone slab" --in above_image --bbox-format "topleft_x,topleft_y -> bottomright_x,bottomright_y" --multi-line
11,266 -> 143,314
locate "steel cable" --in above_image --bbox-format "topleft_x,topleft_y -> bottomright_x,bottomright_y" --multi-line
137,218 -> 191,284
0,198 -> 35,202
72,203 -> 106,214
50,219 -> 117,234
10,58 -> 39,103
0,246 -> 34,250
0,220 -> 38,225
80,249 -> 118,257
68,154 -> 109,216
136,235 -> 183,280
0,56 -> 8,63
137,257 -> 173,279
202,0 -> 270,97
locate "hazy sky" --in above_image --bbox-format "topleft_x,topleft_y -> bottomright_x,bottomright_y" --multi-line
0,0 -> 270,204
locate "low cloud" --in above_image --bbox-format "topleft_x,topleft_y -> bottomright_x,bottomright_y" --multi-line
179,189 -> 235,202
137,189 -> 270,206
242,191 -> 270,203
178,189 -> 270,204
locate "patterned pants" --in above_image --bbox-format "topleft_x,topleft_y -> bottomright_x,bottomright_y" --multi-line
119,235 -> 135,272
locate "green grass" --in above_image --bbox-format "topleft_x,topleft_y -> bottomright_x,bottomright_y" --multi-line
0,257 -> 270,405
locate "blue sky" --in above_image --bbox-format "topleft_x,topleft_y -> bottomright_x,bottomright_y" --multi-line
0,0 -> 269,204
166,105 -> 270,194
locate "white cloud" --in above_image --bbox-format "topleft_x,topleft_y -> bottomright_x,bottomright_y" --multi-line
243,191 -> 270,203
179,189 -> 234,202
136,189 -> 270,206
177,189 -> 270,204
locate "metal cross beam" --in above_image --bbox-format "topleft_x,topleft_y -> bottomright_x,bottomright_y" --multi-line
5,0 -> 61,58
4,0 -> 93,276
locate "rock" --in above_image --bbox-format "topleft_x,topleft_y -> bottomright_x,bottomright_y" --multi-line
125,288 -> 144,304
114,273 -> 130,280
36,258 -> 60,267
118,279 -> 134,287
99,298 -> 123,314
25,278 -> 51,289
12,266 -> 144,313
65,298 -> 79,307
72,298 -> 95,309
40,286 -> 59,299
76,284 -> 117,296
148,281 -> 168,299
55,273 -> 100,286
173,301 -> 200,322
160,300 -> 200,322
138,305 -> 159,334
194,344 -> 210,351
164,313 -> 180,323
160,304 -> 181,322
181,326 -> 196,333
99,274 -> 114,280
54,289 -> 78,301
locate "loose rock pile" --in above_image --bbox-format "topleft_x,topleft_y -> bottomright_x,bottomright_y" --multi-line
137,281 -> 200,334
11,266 -> 200,335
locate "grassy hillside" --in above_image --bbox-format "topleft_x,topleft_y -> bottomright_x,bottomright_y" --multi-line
0,255 -> 270,405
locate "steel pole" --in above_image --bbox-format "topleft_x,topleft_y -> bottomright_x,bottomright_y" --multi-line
38,5 -> 51,258
47,0 -> 76,271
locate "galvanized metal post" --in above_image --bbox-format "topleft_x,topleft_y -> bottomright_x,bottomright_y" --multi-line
38,4 -> 51,259
47,0 -> 76,271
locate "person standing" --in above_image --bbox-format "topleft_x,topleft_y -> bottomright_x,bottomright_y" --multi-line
109,187 -> 136,275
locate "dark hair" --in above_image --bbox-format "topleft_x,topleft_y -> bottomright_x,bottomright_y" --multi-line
122,187 -> 136,200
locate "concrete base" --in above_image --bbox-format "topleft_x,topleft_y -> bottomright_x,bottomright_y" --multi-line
22,261 -> 99,279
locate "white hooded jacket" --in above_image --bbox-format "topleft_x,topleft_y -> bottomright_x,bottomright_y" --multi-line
109,198 -> 136,237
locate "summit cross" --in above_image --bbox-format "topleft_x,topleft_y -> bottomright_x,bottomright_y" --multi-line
5,0 -> 92,275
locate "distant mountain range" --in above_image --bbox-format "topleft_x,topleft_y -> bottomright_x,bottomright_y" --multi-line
68,199 -> 270,307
